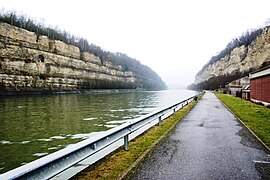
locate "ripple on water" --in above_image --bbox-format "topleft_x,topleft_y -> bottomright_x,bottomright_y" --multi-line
32,152 -> 49,157
104,124 -> 118,128
94,124 -> 104,127
37,138 -> 53,142
19,141 -> 31,144
17,106 -> 26,108
0,140 -> 13,145
1,140 -> 31,145
82,117 -> 98,121
106,120 -> 131,124
37,135 -> 66,142
0,162 -> 5,171
48,147 -> 58,150
110,109 -> 126,112
50,136 -> 66,140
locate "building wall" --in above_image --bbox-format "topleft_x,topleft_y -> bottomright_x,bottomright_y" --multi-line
242,91 -> 250,100
240,76 -> 250,85
228,87 -> 242,96
250,75 -> 270,103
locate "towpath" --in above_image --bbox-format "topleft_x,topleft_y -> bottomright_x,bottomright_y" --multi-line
128,92 -> 270,179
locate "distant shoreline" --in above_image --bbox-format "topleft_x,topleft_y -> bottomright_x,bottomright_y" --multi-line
0,89 -> 147,96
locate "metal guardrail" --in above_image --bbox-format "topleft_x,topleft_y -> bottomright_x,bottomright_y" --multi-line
0,93 -> 201,180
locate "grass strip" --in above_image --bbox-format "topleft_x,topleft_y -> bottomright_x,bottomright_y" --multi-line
74,94 -> 203,180
215,93 -> 270,148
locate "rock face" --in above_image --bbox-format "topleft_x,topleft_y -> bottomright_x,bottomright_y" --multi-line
192,27 -> 270,89
0,22 -> 144,94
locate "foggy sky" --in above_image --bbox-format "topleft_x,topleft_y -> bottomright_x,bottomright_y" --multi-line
1,0 -> 270,88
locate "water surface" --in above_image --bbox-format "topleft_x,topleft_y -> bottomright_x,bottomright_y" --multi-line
0,89 -> 197,173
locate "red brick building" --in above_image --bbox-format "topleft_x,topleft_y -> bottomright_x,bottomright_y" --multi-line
250,66 -> 270,106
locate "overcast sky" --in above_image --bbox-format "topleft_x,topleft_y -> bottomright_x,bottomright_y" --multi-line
1,0 -> 270,88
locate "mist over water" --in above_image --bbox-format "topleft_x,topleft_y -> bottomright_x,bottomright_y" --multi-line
0,89 -> 197,173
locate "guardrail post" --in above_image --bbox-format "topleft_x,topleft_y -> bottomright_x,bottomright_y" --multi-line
159,116 -> 162,126
173,108 -> 176,114
124,135 -> 129,151
91,143 -> 97,150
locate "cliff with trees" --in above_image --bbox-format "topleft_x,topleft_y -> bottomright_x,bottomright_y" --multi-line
0,12 -> 166,95
189,25 -> 270,90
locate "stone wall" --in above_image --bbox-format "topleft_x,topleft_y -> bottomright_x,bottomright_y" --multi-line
0,22 -> 136,94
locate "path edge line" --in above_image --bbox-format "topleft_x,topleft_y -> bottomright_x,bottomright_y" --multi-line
215,93 -> 270,153
118,94 -> 204,179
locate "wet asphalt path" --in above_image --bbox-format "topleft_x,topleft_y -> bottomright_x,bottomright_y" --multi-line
128,92 -> 270,180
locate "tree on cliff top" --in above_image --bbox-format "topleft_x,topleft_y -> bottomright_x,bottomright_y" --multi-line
196,28 -> 264,77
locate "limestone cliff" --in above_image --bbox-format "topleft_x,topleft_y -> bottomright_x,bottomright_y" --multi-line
190,26 -> 270,90
0,22 -> 165,95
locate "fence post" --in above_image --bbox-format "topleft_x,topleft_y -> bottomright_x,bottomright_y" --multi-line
124,135 -> 129,151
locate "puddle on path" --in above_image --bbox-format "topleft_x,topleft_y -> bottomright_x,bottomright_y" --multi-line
236,127 -> 264,150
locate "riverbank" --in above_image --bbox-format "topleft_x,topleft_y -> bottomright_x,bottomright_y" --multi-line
73,93 -> 203,179
0,88 -> 144,96
215,93 -> 270,149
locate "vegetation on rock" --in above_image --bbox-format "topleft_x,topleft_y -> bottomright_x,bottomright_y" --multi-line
196,28 -> 264,77
189,21 -> 270,90
0,10 -> 166,91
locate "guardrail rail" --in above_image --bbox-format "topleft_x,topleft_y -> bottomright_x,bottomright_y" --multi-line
0,92 -> 201,179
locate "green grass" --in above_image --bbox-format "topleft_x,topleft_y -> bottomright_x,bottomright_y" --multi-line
74,94 -> 203,180
216,93 -> 270,148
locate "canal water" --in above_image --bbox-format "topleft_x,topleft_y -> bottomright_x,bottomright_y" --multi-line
0,89 -> 197,173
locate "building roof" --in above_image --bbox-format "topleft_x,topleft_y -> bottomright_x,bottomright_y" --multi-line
243,85 -> 250,90
250,65 -> 270,79
242,85 -> 250,92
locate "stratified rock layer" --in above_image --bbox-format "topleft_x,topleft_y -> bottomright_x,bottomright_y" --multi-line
192,27 -> 270,89
0,22 -> 139,94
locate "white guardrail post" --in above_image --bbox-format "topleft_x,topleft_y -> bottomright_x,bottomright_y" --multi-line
158,116 -> 162,126
0,92 -> 202,179
124,135 -> 129,151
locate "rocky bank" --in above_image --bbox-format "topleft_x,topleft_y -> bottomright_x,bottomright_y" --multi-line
190,26 -> 270,90
0,22 -> 163,95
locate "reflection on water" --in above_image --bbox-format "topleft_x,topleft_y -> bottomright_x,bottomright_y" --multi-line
0,89 -> 197,173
